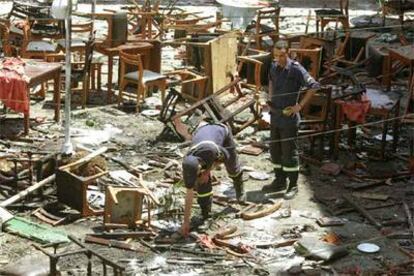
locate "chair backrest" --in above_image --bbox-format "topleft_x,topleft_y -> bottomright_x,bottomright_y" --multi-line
72,21 -> 94,36
301,86 -> 332,121
110,12 -> 128,47
120,49 -> 144,82
256,7 -> 281,33
289,48 -> 322,79
0,19 -> 12,57
141,0 -> 160,12
7,1 -> 50,21
238,50 -> 271,86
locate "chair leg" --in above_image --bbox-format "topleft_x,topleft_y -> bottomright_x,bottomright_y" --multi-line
97,64 -> 102,91
309,137 -> 315,156
160,81 -> 166,108
82,77 -> 89,109
392,102 -> 400,153
118,80 -> 126,107
136,86 -> 145,113
381,116 -> 389,160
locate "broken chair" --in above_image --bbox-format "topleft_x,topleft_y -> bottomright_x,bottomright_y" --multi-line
165,69 -> 208,103
104,186 -> 152,229
289,47 -> 323,79
56,150 -> 108,217
319,32 -> 367,84
0,19 -> 19,57
381,0 -> 414,26
167,77 -> 261,140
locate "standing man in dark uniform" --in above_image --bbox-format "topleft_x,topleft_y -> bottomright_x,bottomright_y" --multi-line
180,123 -> 244,236
262,40 -> 320,199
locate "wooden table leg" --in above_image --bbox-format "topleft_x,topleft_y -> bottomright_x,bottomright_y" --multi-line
334,103 -> 342,156
393,100 -> 400,153
382,54 -> 390,88
24,84 -> 30,135
107,55 -> 113,104
53,72 -> 61,122
386,54 -> 392,91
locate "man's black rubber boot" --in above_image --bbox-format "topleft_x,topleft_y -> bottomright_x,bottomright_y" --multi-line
262,169 -> 286,193
284,171 -> 299,200
232,173 -> 246,203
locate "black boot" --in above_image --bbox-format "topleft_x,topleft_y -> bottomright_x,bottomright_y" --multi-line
284,171 -> 298,200
262,168 -> 286,193
232,172 -> 246,202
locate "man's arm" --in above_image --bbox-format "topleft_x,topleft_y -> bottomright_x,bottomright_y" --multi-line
289,64 -> 321,115
298,88 -> 317,109
180,188 -> 194,236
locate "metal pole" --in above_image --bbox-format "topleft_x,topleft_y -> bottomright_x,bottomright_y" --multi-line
61,0 -> 74,155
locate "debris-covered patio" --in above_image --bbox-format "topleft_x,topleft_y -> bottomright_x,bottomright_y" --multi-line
0,0 -> 413,275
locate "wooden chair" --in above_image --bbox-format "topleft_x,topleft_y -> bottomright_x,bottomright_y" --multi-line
95,12 -> 128,48
364,89 -> 400,160
20,19 -> 59,59
165,70 -> 208,102
299,87 -> 333,156
73,35 -> 96,108
118,49 -> 167,112
320,33 -> 366,83
166,77 -> 261,140
45,34 -> 96,108
57,21 -> 94,55
381,0 -> 414,27
315,0 -> 349,36
28,18 -> 65,40
245,7 -> 281,50
237,48 -> 271,88
289,47 -> 322,79
6,1 -> 50,22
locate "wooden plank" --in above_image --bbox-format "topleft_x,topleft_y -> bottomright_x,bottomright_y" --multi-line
210,32 -> 238,94
0,174 -> 56,208
352,192 -> 390,201
59,147 -> 108,171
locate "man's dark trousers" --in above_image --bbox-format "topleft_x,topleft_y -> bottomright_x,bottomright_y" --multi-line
270,115 -> 299,185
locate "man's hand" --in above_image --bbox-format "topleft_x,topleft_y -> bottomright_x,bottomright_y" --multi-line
180,222 -> 190,237
284,103 -> 302,117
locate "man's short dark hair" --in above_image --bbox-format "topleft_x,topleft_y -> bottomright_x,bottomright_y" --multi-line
274,40 -> 289,51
